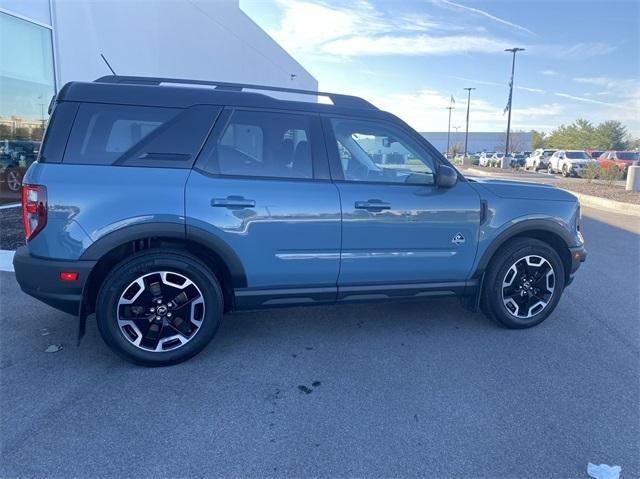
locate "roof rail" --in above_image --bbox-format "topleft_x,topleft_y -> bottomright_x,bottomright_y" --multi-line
94,75 -> 377,110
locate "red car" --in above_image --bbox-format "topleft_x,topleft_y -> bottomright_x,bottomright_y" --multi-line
597,151 -> 639,174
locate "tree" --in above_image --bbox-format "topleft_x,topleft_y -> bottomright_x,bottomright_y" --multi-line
546,119 -> 597,149
448,141 -> 463,158
531,130 -> 546,149
0,124 -> 11,139
594,121 -> 629,150
545,119 -> 633,150
495,131 -> 525,153
14,127 -> 31,140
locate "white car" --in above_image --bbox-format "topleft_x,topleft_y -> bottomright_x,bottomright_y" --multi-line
478,151 -> 495,166
525,149 -> 557,171
548,150 -> 597,177
491,152 -> 506,167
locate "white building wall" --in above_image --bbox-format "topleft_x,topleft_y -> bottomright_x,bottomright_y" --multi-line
50,0 -> 316,90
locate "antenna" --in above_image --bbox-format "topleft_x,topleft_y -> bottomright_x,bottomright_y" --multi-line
100,53 -> 117,76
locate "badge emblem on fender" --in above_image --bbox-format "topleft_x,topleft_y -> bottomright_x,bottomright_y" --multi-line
452,233 -> 465,245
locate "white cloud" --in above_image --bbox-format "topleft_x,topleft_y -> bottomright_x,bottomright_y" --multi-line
268,0 -> 520,58
354,87 -> 564,132
535,42 -> 618,60
539,70 -> 559,76
436,0 -> 534,35
322,34 -> 512,56
517,86 -> 546,93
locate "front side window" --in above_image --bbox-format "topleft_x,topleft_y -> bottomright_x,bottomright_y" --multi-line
329,118 -> 434,185
212,110 -> 313,179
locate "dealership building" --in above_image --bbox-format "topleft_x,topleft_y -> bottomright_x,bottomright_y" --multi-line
0,0 -> 316,142
421,131 -> 533,155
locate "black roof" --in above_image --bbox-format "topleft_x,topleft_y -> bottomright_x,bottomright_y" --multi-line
56,75 -> 399,122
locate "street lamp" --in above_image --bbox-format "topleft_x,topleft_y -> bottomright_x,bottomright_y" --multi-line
463,87 -> 476,159
504,47 -> 525,158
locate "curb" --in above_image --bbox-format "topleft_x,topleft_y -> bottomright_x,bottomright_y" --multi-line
463,168 -> 640,217
570,192 -> 640,217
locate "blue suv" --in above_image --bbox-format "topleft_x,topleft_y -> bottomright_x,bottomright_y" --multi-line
13,76 -> 586,365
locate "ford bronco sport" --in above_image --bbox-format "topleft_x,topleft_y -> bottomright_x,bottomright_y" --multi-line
13,76 -> 586,366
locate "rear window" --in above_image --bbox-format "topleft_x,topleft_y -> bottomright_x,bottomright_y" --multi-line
618,152 -> 639,161
565,151 -> 590,159
63,103 -> 219,167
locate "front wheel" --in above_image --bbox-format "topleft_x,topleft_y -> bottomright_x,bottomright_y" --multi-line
482,238 -> 565,329
96,250 -> 223,366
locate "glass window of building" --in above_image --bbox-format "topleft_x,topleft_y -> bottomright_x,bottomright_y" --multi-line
0,11 -> 55,194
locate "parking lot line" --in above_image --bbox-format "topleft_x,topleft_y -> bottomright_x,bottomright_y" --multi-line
0,250 -> 15,272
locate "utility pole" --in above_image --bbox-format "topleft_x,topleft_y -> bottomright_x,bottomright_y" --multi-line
463,87 -> 476,160
446,106 -> 455,158
504,48 -> 525,158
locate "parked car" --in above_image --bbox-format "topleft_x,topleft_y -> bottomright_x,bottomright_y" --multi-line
0,139 -> 40,192
491,152 -> 506,167
548,150 -> 597,177
586,150 -> 604,160
478,151 -> 495,166
13,76 -> 587,366
525,148 -> 557,171
597,151 -> 639,175
510,153 -> 526,168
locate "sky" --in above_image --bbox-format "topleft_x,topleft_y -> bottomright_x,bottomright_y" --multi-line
240,0 -> 640,135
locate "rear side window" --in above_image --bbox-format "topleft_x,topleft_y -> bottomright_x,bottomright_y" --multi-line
201,109 -> 313,179
64,103 -> 219,167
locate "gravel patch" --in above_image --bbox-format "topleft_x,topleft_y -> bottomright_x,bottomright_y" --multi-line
0,207 -> 24,250
556,180 -> 640,205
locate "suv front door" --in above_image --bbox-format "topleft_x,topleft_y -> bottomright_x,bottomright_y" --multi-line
323,116 -> 481,296
186,108 -> 341,308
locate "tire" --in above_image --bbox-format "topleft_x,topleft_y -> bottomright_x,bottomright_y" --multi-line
4,168 -> 22,192
481,238 -> 565,329
562,164 -> 570,177
96,249 -> 223,366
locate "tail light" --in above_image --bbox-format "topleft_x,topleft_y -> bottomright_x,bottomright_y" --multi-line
22,184 -> 47,240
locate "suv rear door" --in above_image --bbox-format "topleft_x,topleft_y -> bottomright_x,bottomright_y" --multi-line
186,108 -> 341,308
323,115 -> 481,294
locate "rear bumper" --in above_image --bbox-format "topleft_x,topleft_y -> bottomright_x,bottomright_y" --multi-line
13,246 -> 96,316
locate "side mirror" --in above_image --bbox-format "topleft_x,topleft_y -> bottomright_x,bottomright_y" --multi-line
437,164 -> 458,188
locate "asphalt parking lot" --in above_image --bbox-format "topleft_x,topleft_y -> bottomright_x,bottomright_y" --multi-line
1,206 -> 638,478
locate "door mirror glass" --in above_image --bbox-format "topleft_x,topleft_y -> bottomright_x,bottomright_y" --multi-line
437,164 -> 458,188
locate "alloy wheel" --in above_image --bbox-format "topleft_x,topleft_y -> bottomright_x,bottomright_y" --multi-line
7,170 -> 21,192
117,271 -> 205,352
501,255 -> 555,319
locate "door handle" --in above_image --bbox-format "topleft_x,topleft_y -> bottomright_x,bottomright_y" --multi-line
355,199 -> 391,211
211,196 -> 256,208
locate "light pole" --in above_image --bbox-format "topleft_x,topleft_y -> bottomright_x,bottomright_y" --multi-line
504,48 -> 525,158
446,106 -> 455,157
463,87 -> 476,159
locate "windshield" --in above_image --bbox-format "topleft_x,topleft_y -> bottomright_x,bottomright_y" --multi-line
565,152 -> 590,159
543,150 -> 556,157
618,152 -> 639,161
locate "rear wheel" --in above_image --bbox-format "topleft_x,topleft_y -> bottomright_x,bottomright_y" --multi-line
4,168 -> 22,192
482,238 -> 565,329
96,250 -> 223,366
562,164 -> 570,177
